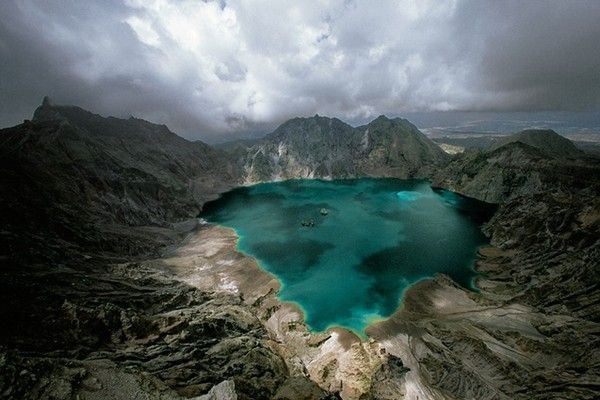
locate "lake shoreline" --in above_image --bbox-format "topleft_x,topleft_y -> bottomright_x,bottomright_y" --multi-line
199,178 -> 494,334
157,216 -> 513,399
158,222 -> 387,399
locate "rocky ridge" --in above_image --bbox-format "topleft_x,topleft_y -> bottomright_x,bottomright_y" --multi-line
432,130 -> 598,203
1,98 -> 238,256
1,100 -> 599,399
225,115 -> 448,183
488,129 -> 583,158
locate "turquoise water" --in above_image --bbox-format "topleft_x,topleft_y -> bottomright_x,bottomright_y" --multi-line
201,179 -> 494,335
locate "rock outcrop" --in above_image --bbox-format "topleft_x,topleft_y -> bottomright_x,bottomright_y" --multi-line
0,254 -> 291,400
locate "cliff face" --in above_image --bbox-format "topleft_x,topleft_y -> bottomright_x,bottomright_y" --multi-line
233,115 -> 448,182
444,132 -> 600,324
353,116 -> 449,177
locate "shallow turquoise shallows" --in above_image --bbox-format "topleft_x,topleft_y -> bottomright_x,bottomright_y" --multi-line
200,179 -> 494,336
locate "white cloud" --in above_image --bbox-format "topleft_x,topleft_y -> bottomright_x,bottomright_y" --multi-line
125,16 -> 160,47
93,0 -> 479,132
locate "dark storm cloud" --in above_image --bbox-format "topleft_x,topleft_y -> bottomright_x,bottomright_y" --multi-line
453,0 -> 600,112
0,0 -> 234,136
1,0 -> 599,141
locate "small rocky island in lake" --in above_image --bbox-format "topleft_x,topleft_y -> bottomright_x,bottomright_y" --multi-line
301,218 -> 316,227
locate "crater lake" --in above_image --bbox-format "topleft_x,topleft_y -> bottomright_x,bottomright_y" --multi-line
200,178 -> 495,335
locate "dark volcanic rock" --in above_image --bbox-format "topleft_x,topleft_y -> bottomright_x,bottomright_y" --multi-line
432,138 -> 599,203
489,129 -> 583,158
354,115 -> 449,178
377,132 -> 600,400
229,115 -> 448,182
0,259 -> 289,400
1,100 -> 599,400
1,98 -> 238,256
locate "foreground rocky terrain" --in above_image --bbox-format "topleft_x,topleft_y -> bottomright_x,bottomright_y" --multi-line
1,100 -> 598,399
366,137 -> 600,399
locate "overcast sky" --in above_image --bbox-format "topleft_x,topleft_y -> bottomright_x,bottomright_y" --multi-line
1,0 -> 600,141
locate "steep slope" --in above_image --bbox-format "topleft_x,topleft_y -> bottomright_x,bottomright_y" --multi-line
237,115 -> 448,182
433,131 -> 595,203
355,115 -> 449,177
370,133 -> 600,400
0,97 -> 237,254
0,101 -> 311,400
242,115 -> 359,181
489,129 -> 582,158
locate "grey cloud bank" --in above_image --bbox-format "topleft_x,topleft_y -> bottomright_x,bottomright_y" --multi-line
1,0 -> 600,141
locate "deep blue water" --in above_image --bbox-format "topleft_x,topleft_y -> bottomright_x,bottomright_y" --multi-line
200,179 -> 494,335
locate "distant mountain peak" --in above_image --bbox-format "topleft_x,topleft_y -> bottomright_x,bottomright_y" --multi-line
520,128 -> 557,134
487,140 -> 546,158
368,115 -> 415,128
490,128 -> 582,158
32,99 -> 90,124
373,115 -> 390,122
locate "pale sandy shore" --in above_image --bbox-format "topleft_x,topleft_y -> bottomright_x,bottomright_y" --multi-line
151,223 -> 381,399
